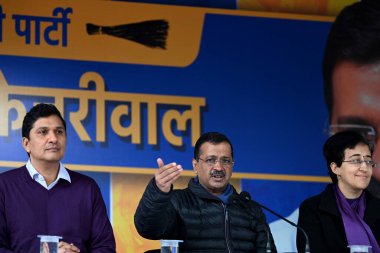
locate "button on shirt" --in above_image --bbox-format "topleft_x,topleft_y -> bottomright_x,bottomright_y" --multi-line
26,160 -> 71,190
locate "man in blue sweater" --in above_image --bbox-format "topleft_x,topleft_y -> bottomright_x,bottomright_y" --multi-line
0,103 -> 116,253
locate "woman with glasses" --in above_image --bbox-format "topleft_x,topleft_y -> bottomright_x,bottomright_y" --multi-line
296,130 -> 380,253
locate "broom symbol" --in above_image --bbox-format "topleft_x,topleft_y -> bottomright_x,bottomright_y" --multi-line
86,19 -> 169,49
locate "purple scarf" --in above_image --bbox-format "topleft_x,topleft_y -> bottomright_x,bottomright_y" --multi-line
334,185 -> 380,253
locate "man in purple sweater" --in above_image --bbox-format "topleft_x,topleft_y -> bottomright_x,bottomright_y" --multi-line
0,103 -> 116,253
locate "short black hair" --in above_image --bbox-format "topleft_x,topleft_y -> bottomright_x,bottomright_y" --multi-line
194,132 -> 233,159
323,0 -> 380,118
22,103 -> 66,139
323,130 -> 373,184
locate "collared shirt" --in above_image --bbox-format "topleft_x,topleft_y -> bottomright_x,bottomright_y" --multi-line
26,160 -> 71,190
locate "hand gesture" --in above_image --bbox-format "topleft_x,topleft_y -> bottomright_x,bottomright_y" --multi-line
155,158 -> 183,193
58,241 -> 80,253
42,242 -> 50,253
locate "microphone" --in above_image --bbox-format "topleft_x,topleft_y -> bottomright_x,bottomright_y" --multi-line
239,191 -> 310,253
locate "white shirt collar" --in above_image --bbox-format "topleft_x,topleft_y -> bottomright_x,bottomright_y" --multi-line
26,159 -> 71,190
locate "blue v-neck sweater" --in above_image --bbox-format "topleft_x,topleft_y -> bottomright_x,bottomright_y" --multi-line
0,166 -> 116,253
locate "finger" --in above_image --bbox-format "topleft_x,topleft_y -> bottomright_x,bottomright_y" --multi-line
59,242 -> 71,247
156,161 -> 180,177
157,160 -> 179,173
155,165 -> 183,192
156,158 -> 175,174
157,158 -> 164,168
60,245 -> 80,253
58,241 -> 78,252
162,167 -> 183,184
156,163 -> 182,180
160,164 -> 183,183
69,243 -> 80,252
155,163 -> 182,183
157,165 -> 183,186
43,242 -> 50,253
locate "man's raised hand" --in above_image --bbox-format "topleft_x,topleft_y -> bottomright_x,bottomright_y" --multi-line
155,158 -> 183,193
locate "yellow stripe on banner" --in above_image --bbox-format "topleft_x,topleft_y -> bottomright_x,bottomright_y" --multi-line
0,160 -> 330,183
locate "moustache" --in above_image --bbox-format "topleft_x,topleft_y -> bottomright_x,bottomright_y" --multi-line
210,170 -> 226,177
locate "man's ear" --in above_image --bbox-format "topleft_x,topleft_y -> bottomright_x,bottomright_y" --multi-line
192,158 -> 198,174
22,137 -> 30,153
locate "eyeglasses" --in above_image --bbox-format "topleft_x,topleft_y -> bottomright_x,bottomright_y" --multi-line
198,157 -> 234,167
342,159 -> 377,168
328,124 -> 377,143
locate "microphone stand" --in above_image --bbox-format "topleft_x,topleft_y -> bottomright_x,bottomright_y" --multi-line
265,226 -> 272,253
237,192 -> 275,253
258,203 -> 310,253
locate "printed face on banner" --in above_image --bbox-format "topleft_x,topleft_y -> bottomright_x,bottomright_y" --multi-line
22,115 -> 66,169
331,61 -> 380,180
193,142 -> 233,195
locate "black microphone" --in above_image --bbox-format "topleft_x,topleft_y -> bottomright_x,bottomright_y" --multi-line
239,191 -> 310,253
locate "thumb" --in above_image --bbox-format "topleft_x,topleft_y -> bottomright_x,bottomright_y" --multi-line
157,157 -> 164,168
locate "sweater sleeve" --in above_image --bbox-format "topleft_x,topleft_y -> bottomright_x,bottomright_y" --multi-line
0,177 -> 14,253
88,181 -> 116,253
134,178 -> 178,239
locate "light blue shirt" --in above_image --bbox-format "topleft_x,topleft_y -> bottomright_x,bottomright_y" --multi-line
26,160 -> 71,190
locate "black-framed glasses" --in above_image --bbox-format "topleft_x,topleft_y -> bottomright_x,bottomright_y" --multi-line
198,157 -> 234,167
328,124 -> 377,143
342,159 -> 377,168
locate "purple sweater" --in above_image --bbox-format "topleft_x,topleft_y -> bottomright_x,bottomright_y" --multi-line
0,166 -> 116,253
